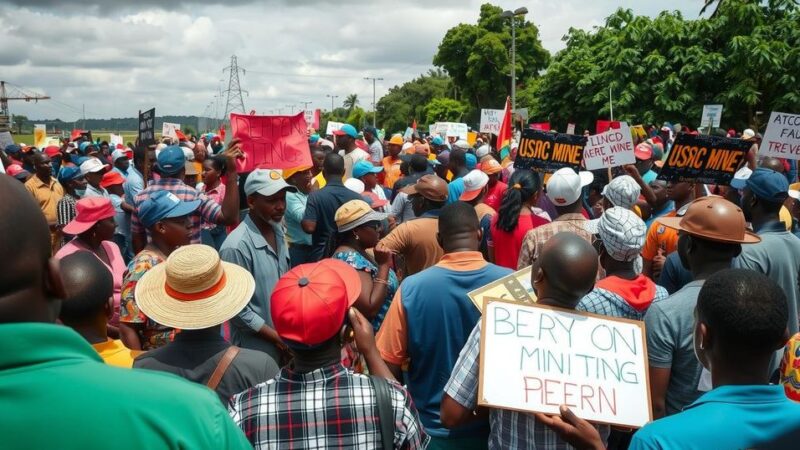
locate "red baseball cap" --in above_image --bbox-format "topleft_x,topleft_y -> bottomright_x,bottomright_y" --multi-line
270,259 -> 361,347
634,143 -> 653,160
63,197 -> 115,235
100,170 -> 125,188
44,146 -> 61,157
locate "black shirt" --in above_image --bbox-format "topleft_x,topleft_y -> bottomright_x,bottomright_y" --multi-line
302,178 -> 361,261
134,328 -> 279,404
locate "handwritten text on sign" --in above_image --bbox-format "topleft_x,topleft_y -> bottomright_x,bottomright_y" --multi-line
480,109 -> 504,134
657,133 -> 749,185
583,123 -> 635,171
138,108 -> 155,146
479,299 -> 651,428
230,112 -> 312,173
514,129 -> 587,173
759,112 -> 800,160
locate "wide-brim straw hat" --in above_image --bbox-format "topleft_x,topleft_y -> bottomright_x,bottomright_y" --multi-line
135,244 -> 255,329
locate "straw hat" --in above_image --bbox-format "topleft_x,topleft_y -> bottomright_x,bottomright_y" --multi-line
135,244 -> 255,329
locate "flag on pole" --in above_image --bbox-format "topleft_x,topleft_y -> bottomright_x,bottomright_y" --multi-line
497,97 -> 513,160
412,119 -> 417,132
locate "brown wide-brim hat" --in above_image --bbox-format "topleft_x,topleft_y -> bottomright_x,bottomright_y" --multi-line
401,174 -> 449,202
659,196 -> 761,244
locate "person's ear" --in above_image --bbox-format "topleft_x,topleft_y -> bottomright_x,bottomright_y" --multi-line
476,227 -> 483,244
44,257 -> 66,319
104,297 -> 113,320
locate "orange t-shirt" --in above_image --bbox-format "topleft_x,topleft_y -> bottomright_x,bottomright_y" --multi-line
641,211 -> 678,260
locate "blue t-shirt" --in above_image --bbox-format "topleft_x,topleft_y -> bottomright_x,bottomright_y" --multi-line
645,200 -> 675,228
642,169 -> 658,184
631,385 -> 800,449
446,178 -> 465,204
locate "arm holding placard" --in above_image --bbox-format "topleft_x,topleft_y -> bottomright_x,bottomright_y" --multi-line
623,165 -> 657,206
213,139 -> 242,226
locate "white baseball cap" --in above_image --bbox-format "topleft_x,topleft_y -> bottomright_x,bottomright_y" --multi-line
344,177 -> 365,194
79,157 -> 109,176
476,144 -> 491,158
545,167 -> 594,206
459,170 -> 489,202
111,149 -> 129,162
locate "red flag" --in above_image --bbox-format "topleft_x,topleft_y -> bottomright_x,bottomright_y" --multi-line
412,119 -> 417,132
529,122 -> 551,131
218,124 -> 226,141
70,129 -> 83,141
175,129 -> 188,142
497,97 -> 512,153
596,120 -> 621,134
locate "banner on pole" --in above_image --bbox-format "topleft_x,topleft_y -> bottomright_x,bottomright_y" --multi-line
162,122 -> 181,140
657,133 -> 750,185
138,108 -> 156,146
231,112 -> 312,173
480,109 -> 504,134
34,124 -> 47,148
514,129 -> 587,173
583,123 -> 635,171
759,112 -> 800,160
700,104 -> 723,129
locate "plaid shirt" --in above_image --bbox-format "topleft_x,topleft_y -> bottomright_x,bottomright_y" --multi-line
517,213 -> 593,269
445,323 -> 609,449
56,193 -> 78,247
229,364 -> 429,450
130,178 -> 222,244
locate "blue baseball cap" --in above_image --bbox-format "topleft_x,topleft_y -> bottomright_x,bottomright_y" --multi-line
156,145 -> 186,175
78,141 -> 91,153
138,190 -> 201,228
57,166 -> 83,184
4,144 -> 20,154
333,124 -> 358,138
746,167 -> 789,203
431,136 -> 445,146
352,160 -> 383,179
309,134 -> 320,144
466,153 -> 477,170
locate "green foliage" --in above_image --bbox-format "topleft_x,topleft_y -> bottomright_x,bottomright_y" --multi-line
433,3 -> 549,110
11,114 -> 28,134
343,94 -> 359,113
422,97 -> 469,124
376,69 -> 452,133
528,0 -> 800,131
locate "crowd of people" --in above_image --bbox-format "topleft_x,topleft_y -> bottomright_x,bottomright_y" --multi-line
2,121 -> 800,449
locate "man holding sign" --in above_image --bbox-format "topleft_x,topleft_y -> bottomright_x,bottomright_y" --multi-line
441,232 -> 608,448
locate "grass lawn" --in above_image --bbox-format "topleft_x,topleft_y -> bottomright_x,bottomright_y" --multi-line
9,131 -> 159,146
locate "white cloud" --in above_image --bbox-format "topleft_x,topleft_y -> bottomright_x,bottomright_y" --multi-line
1,0 -> 701,122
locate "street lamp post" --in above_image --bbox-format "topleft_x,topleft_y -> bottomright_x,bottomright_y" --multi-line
326,94 -> 339,113
364,77 -> 384,128
501,7 -> 528,114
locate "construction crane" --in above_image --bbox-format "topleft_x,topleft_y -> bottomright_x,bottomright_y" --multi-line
0,81 -> 51,132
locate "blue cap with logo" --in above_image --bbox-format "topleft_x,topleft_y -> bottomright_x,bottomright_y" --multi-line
138,190 -> 201,228
352,160 -> 383,179
746,167 -> 789,203
57,166 -> 83,184
466,153 -> 477,170
157,145 -> 187,176
333,124 -> 358,138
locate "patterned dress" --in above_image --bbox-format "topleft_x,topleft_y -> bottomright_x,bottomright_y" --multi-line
332,250 -> 398,332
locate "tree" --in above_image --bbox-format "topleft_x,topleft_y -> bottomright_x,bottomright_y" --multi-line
433,3 -> 550,111
526,0 -> 800,131
376,69 -> 452,133
422,97 -> 468,124
11,114 -> 28,134
343,94 -> 359,113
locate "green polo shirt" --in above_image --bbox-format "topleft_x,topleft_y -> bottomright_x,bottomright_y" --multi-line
0,323 -> 251,450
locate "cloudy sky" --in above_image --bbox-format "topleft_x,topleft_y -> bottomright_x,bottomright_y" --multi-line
2,0 -> 701,121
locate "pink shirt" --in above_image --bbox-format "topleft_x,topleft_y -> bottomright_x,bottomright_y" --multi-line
55,239 -> 126,326
203,183 -> 226,229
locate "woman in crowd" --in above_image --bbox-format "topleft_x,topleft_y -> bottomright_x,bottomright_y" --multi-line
200,155 -> 227,250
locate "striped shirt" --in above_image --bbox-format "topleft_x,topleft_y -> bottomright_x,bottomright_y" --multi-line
56,193 -> 78,246
131,178 -> 222,244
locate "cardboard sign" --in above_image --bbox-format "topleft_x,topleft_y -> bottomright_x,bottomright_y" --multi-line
480,109 -> 504,134
0,131 -> 14,150
34,124 -> 47,148
584,123 -> 635,171
230,112 -> 312,173
467,266 -> 536,312
138,108 -> 156,146
514,108 -> 529,121
759,112 -> 800,160
700,104 -> 723,129
162,122 -> 181,140
467,131 -> 478,147
303,109 -> 320,130
109,133 -> 123,147
403,127 -> 414,140
478,298 -> 652,428
514,129 -> 587,173
566,123 -> 576,135
631,125 -> 647,141
325,121 -> 344,137
435,122 -> 468,140
657,133 -> 750,185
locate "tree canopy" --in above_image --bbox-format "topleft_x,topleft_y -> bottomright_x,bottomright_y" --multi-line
376,69 -> 452,134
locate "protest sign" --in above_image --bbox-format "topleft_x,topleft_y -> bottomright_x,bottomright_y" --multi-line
34,124 -> 47,148
443,122 -> 469,140
583,123 -> 635,171
630,125 -> 647,141
109,133 -> 123,147
467,266 -> 535,312
230,112 -> 312,173
700,104 -> 723,129
162,122 -> 181,140
325,121 -> 344,136
566,123 -> 576,135
657,133 -> 750,185
530,122 -> 551,132
467,131 -> 478,146
303,109 -> 320,129
759,112 -> 800,160
514,108 -> 529,121
0,131 -> 13,150
138,108 -> 155,146
478,298 -> 652,428
403,127 -> 414,140
480,109 -> 504,134
514,129 -> 587,173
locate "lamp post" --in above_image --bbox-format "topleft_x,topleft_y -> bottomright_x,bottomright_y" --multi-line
364,77 -> 384,128
501,7 -> 528,114
326,94 -> 339,113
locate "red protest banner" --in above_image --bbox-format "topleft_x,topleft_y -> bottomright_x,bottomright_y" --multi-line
596,120 -> 621,134
231,112 -> 312,173
529,122 -> 551,131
